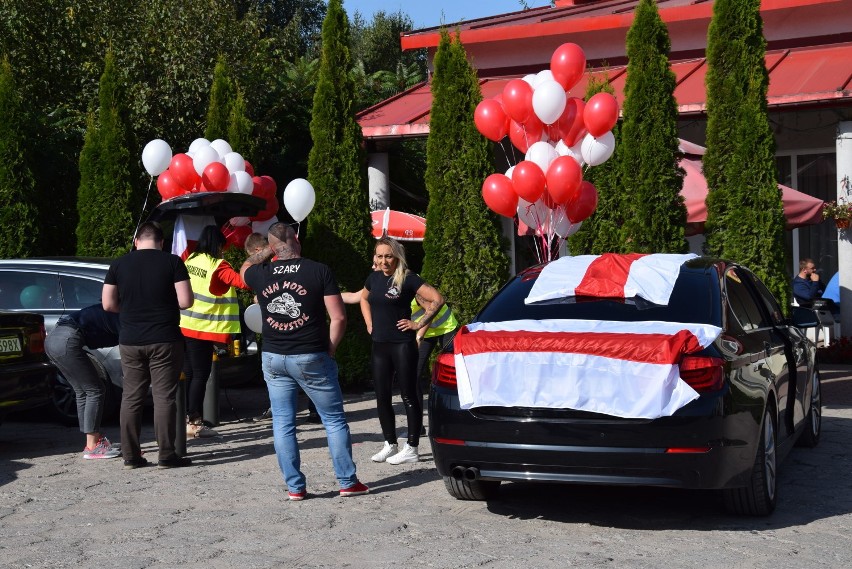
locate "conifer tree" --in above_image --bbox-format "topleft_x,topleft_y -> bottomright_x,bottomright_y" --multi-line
205,55 -> 234,142
0,57 -> 38,257
569,76 -> 625,255
619,0 -> 687,253
76,50 -> 135,256
228,86 -> 254,160
422,31 -> 509,323
305,0 -> 371,384
703,0 -> 789,306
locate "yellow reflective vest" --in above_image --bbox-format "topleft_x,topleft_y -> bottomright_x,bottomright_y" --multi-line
180,254 -> 241,341
410,299 -> 458,338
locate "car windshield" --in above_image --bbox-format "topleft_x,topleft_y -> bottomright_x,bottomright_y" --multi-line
477,268 -> 721,326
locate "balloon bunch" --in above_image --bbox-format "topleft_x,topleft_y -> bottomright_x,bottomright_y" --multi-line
473,43 -> 619,262
141,138 -> 316,248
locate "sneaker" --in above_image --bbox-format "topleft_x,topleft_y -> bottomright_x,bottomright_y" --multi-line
339,482 -> 370,497
187,422 -> 220,439
253,408 -> 273,422
123,457 -> 149,470
371,442 -> 398,463
83,437 -> 121,460
386,443 -> 419,465
288,489 -> 307,501
157,456 -> 193,469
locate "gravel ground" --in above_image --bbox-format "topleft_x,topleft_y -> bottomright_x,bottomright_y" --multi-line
2,366 -> 852,569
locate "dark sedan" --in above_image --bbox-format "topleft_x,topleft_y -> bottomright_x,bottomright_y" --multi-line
429,256 -> 821,516
0,311 -> 54,426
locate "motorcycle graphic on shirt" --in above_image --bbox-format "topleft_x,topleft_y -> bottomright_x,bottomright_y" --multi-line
267,292 -> 302,318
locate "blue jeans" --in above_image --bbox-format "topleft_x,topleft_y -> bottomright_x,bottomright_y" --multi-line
262,351 -> 358,492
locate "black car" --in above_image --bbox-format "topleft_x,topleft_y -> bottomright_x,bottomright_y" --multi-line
0,311 -> 54,426
429,257 -> 821,516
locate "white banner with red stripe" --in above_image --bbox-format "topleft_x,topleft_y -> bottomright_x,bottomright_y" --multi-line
172,214 -> 216,260
453,319 -> 722,419
525,253 -> 697,306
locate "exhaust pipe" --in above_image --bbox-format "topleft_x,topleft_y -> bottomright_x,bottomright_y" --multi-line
463,467 -> 480,481
451,466 -> 465,480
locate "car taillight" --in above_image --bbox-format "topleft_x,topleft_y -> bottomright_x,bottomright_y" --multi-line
679,355 -> 725,392
432,352 -> 457,389
28,324 -> 46,354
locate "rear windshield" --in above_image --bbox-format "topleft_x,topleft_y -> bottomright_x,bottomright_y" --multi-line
476,269 -> 721,326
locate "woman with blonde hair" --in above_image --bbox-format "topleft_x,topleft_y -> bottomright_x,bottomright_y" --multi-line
361,237 -> 444,464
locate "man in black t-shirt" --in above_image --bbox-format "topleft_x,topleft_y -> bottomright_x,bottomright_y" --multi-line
240,222 -> 368,499
103,222 -> 194,470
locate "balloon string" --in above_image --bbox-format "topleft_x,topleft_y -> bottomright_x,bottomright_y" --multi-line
132,177 -> 155,249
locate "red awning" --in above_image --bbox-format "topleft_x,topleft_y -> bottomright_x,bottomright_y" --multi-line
371,209 -> 426,241
357,42 -> 852,139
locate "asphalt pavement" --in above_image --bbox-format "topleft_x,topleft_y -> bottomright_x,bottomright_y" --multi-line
1,367 -> 851,568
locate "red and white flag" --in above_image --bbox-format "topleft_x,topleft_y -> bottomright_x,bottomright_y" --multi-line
525,253 -> 697,306
454,319 -> 722,419
172,214 -> 216,260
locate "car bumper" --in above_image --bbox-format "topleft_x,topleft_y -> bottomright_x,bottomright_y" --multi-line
429,386 -> 761,490
0,361 -> 55,415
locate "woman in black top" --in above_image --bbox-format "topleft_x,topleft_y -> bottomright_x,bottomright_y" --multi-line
361,237 -> 444,465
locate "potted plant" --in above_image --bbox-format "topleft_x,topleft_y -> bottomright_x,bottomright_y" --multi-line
822,198 -> 852,229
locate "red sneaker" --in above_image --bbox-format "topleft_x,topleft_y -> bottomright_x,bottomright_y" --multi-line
288,490 -> 307,501
339,482 -> 369,497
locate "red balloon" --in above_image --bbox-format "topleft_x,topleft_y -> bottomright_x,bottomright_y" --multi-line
508,119 -> 544,154
501,79 -> 533,125
251,176 -> 264,197
222,223 -> 252,250
244,161 -> 255,177
545,156 -> 582,205
566,181 -> 598,223
584,92 -> 619,137
156,170 -> 184,200
511,161 -> 546,203
474,99 -> 509,142
202,162 -> 230,192
168,153 -> 198,191
560,98 -> 588,147
482,174 -> 519,218
252,195 -> 279,222
550,43 -> 586,91
260,175 -> 277,197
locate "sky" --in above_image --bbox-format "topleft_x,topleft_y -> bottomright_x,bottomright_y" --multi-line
343,0 -> 552,30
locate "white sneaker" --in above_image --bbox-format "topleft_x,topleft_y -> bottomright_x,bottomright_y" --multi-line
371,442 -> 398,462
386,443 -> 419,465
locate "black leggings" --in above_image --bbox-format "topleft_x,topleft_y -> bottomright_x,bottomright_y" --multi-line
372,340 -> 421,447
183,337 -> 214,421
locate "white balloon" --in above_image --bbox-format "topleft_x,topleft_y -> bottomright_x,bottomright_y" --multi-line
532,79 -> 567,125
244,304 -> 263,334
141,139 -> 172,177
227,173 -> 240,193
234,170 -> 254,194
193,145 -> 221,176
556,139 -> 585,166
562,220 -> 582,237
522,74 -> 537,86
210,139 -> 233,159
505,165 -> 515,178
283,178 -> 316,222
525,141 -> 559,173
223,151 -> 245,173
188,138 -> 210,153
517,197 -> 550,231
252,216 -> 279,235
580,131 -> 616,167
533,69 -> 555,88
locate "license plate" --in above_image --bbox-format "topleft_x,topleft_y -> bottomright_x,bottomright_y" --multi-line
0,335 -> 22,357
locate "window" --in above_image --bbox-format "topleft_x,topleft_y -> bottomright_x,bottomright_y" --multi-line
60,275 -> 104,310
0,271 -> 63,310
724,268 -> 768,331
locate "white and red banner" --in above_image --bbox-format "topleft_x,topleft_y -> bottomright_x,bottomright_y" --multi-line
172,214 -> 216,260
525,253 -> 697,306
454,319 -> 722,419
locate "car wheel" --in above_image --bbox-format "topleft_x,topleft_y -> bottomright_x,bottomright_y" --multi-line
443,475 -> 500,501
722,407 -> 777,516
795,366 -> 821,448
